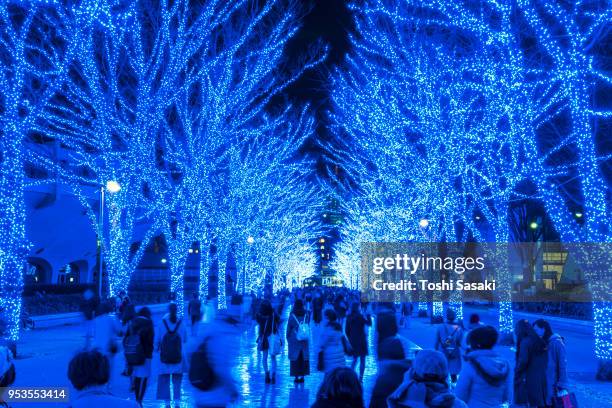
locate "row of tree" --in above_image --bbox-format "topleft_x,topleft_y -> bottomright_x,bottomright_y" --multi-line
0,0 -> 323,339
329,0 -> 611,375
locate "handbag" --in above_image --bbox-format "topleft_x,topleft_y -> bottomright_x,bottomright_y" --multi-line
552,391 -> 578,408
317,351 -> 325,372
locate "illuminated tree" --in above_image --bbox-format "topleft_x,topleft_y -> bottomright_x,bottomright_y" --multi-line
0,1 -> 80,340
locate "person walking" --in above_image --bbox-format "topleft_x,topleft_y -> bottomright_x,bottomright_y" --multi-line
287,299 -> 310,383
124,307 -> 154,406
313,292 -> 324,326
256,299 -> 281,384
318,309 -> 346,373
434,308 -> 462,384
80,289 -> 98,348
67,350 -> 138,408
534,319 -> 569,406
369,313 -> 413,408
311,367 -> 365,408
187,316 -> 240,407
188,292 -> 202,334
92,300 -> 122,376
155,303 -> 187,408
461,313 -> 485,356
387,349 -> 468,408
514,319 -> 547,408
455,326 -> 512,408
345,302 -> 371,381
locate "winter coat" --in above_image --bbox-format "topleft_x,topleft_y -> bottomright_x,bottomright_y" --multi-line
313,297 -> 324,324
311,398 -> 362,408
186,318 -> 240,407
387,377 -> 468,408
435,323 -> 462,375
256,311 -> 280,351
124,316 -> 154,359
92,314 -> 122,355
345,312 -> 371,357
454,349 -> 512,408
545,334 -> 569,405
286,312 -> 309,361
376,310 -> 397,344
369,359 -> 411,408
514,335 -> 548,406
378,334 -> 414,361
319,323 -> 345,371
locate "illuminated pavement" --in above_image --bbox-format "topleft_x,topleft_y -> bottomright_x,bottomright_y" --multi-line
10,307 -> 612,407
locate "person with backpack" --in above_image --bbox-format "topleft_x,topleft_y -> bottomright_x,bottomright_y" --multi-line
534,319 -> 568,407
188,292 -> 202,334
256,299 -> 281,384
514,319 -> 547,408
124,307 -> 154,406
155,303 -> 187,407
286,299 -> 310,383
187,316 -> 240,407
434,308 -> 462,384
345,302 -> 371,382
455,326 -> 512,408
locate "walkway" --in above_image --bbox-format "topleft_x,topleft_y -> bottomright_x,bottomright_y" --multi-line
10,306 -> 612,407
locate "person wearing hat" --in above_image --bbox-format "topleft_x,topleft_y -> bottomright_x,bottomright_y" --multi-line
387,349 -> 468,408
455,326 -> 512,408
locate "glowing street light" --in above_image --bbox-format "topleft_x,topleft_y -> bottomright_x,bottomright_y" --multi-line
247,236 -> 255,245
419,219 -> 429,228
161,258 -> 167,264
106,180 -> 121,193
529,221 -> 538,230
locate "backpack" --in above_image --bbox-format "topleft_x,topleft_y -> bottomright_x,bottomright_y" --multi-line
189,337 -> 216,391
160,319 -> 182,364
293,314 -> 310,341
124,328 -> 146,366
440,324 -> 460,358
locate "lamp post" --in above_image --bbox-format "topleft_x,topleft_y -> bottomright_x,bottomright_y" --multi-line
98,180 -> 120,298
243,236 -> 254,294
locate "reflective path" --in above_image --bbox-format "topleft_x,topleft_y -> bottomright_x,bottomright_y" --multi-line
10,305 -> 612,407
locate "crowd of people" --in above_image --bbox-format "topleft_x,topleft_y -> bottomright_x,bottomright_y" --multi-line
0,286 -> 571,408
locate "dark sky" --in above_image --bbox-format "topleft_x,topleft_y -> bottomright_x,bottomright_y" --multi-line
280,0 -> 355,175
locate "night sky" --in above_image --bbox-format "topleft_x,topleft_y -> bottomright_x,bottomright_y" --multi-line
280,0 -> 355,175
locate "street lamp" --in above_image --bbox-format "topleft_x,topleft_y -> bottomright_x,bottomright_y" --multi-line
529,221 -> 538,230
419,219 -> 429,228
106,180 -> 121,193
98,180 -> 120,298
243,236 -> 255,294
